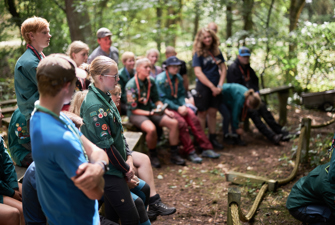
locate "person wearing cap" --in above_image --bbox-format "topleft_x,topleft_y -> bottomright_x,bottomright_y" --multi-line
118,51 -> 135,115
227,47 -> 290,145
156,56 -> 221,162
125,58 -> 185,168
30,54 -> 108,225
8,108 -> 32,168
87,27 -> 119,64
192,27 -> 227,150
14,16 -> 51,125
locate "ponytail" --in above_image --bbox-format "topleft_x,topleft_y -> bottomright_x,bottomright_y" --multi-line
244,89 -> 261,109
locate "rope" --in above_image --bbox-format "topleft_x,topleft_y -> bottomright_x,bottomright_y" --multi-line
230,204 -> 240,225
311,117 -> 335,129
277,126 -> 305,185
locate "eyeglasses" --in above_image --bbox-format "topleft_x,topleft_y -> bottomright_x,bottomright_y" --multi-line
102,73 -> 119,82
111,93 -> 121,97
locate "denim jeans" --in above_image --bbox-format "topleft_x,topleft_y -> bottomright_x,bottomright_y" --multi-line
289,205 -> 335,225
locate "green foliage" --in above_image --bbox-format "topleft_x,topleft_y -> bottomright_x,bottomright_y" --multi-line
308,133 -> 333,167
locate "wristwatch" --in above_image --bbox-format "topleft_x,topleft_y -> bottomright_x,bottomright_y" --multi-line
96,160 -> 109,172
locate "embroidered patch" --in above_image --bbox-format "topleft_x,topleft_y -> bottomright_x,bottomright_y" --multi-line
98,113 -> 103,119
16,123 -> 19,127
93,116 -> 98,121
98,108 -> 104,114
131,102 -> 137,108
100,131 -> 108,137
104,112 -> 107,117
95,122 -> 100,127
17,127 -> 22,131
90,111 -> 97,117
102,124 -> 108,130
127,91 -> 135,103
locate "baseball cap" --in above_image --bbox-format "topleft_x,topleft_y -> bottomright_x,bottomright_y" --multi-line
97,27 -> 113,38
37,54 -> 87,84
165,56 -> 182,66
238,47 -> 251,57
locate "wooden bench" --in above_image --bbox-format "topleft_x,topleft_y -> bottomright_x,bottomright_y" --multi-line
0,98 -> 18,125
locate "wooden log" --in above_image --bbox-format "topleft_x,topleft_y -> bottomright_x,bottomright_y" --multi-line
0,99 -> 17,106
277,90 -> 290,126
227,187 -> 241,225
2,105 -> 18,114
226,171 -> 278,191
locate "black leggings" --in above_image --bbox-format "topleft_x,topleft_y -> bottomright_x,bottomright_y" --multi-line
103,174 -> 139,225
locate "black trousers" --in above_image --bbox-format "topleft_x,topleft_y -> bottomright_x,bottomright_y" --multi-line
103,174 -> 139,225
247,103 -> 286,141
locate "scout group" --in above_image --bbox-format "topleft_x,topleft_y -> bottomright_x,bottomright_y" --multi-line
0,16 -> 333,225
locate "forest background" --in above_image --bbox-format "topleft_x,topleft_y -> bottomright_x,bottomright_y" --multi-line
0,0 -> 334,101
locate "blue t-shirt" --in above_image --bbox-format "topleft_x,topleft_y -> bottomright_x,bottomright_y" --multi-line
22,162 -> 47,225
31,111 -> 99,225
192,50 -> 225,85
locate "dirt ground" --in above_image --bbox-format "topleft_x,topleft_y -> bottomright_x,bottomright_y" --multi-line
149,104 -> 335,225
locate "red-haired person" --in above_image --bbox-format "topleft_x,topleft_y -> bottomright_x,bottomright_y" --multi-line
14,16 -> 51,126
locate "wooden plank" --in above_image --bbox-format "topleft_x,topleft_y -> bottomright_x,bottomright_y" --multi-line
226,171 -> 278,191
123,131 -> 143,152
2,105 -> 17,114
2,117 -> 11,125
259,85 -> 293,96
0,99 -> 17,106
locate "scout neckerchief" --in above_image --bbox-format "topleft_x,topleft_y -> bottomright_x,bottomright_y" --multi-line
135,73 -> 151,105
26,44 -> 45,61
34,104 -> 88,161
207,50 -> 222,65
239,65 -> 250,82
165,70 -> 179,98
90,84 -> 123,131
241,101 -> 248,122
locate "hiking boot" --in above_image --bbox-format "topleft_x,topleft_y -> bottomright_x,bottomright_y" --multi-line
232,134 -> 247,146
170,154 -> 186,166
223,133 -> 235,145
150,155 -> 161,168
148,200 -> 176,219
202,149 -> 220,159
209,134 -> 224,150
188,151 -> 202,164
272,134 -> 283,145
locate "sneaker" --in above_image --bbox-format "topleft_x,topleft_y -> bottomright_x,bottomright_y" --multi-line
170,154 -> 186,166
147,200 -> 176,219
188,152 -> 202,164
223,134 -> 235,145
201,149 -> 220,159
150,155 -> 161,168
272,134 -> 283,145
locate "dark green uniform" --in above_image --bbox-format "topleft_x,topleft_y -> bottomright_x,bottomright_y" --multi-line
155,71 -> 185,111
125,76 -> 160,116
0,137 -> 18,203
8,108 -> 31,167
221,83 -> 248,129
286,162 -> 335,216
80,84 -> 127,178
118,67 -> 134,104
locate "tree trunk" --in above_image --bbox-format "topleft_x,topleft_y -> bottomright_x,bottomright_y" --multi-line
155,0 -> 163,53
242,0 -> 254,31
192,0 -> 200,41
64,0 -> 92,45
226,0 -> 233,40
4,0 -> 21,28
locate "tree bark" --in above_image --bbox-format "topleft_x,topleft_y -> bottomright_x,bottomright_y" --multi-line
64,0 -> 92,45
242,0 -> 254,31
192,0 -> 200,41
4,0 -> 21,28
226,0 -> 233,40
155,0 -> 163,53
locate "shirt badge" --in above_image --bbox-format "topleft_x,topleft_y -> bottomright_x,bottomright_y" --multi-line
98,113 -> 103,119
102,124 -> 108,130
104,112 -> 107,117
93,116 -> 98,122
98,108 -> 104,114
90,111 -> 97,117
100,131 -> 108,137
95,122 -> 100,127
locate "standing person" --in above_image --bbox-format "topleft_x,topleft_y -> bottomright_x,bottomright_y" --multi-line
14,16 -> 51,124
0,136 -> 24,225
31,54 -> 108,225
156,56 -> 220,162
80,56 -> 141,225
118,51 -> 136,115
88,28 -> 119,64
126,58 -> 185,168
8,108 -> 32,167
146,49 -> 162,79
192,27 -> 227,149
227,47 -> 289,145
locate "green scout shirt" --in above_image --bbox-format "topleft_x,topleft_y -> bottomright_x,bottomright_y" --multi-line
80,84 -> 127,178
8,108 -> 31,167
328,132 -> 335,188
155,71 -> 186,111
286,162 -> 335,216
14,48 -> 44,121
221,83 -> 248,129
118,67 -> 134,104
125,76 -> 160,117
0,137 -> 18,204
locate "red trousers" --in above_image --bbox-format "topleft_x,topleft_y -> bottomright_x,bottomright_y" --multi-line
172,108 -> 213,154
